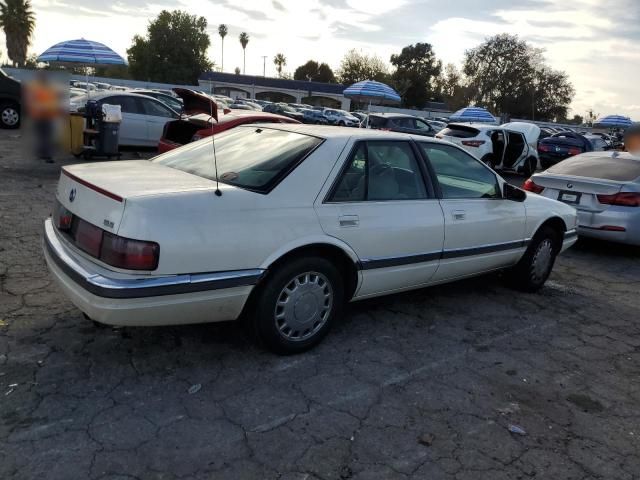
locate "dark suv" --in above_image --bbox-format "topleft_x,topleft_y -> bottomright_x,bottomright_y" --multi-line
0,68 -> 21,128
368,113 -> 437,137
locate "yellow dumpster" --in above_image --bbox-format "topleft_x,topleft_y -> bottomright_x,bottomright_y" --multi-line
61,113 -> 85,156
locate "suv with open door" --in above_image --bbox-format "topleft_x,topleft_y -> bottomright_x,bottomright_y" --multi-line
0,68 -> 21,129
437,122 -> 540,176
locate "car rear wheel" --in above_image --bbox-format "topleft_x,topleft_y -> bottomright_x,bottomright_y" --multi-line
508,226 -> 560,292
521,156 -> 537,177
0,102 -> 20,129
252,256 -> 344,354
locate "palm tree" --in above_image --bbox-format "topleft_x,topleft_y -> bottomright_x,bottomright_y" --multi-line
239,32 -> 249,74
218,24 -> 227,72
0,0 -> 35,67
273,53 -> 286,78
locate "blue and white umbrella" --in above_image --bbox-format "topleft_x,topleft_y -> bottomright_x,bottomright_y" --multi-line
593,115 -> 633,129
449,106 -> 497,124
37,38 -> 125,65
343,80 -> 402,105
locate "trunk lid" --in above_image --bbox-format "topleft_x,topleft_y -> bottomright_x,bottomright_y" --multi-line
57,161 -> 215,233
173,88 -> 218,119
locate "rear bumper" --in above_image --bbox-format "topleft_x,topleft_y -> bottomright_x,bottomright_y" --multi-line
43,219 -> 263,326
576,208 -> 640,246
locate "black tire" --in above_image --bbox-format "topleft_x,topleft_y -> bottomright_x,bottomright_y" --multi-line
521,156 -> 537,177
481,154 -> 497,169
338,121 -> 346,127
0,102 -> 20,129
508,226 -> 560,292
252,256 -> 344,354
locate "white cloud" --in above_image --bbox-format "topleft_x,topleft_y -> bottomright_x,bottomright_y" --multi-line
4,0 -> 637,119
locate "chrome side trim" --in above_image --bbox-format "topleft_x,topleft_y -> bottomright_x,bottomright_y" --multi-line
359,239 -> 529,270
564,229 -> 578,239
43,219 -> 265,299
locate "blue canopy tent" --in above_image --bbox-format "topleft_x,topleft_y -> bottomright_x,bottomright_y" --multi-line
593,115 -> 633,129
449,106 -> 497,124
37,38 -> 126,96
343,80 -> 401,127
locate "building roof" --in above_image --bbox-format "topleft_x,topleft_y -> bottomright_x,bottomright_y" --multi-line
199,71 -> 347,95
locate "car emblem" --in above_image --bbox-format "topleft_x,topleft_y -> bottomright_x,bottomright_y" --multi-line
69,188 -> 77,202
566,183 -> 573,189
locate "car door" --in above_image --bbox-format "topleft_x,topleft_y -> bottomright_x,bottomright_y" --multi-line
416,142 -> 527,281
139,97 -> 178,146
102,95 -> 147,146
315,140 -> 444,298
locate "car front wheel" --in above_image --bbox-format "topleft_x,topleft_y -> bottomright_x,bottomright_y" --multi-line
252,256 -> 344,354
508,226 -> 559,292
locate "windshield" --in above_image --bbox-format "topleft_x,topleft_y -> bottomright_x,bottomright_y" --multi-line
153,126 -> 323,193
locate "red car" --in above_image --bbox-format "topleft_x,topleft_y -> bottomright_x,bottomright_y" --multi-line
158,110 -> 300,153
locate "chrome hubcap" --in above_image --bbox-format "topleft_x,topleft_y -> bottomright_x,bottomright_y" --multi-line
275,271 -> 333,341
2,108 -> 18,126
531,239 -> 553,283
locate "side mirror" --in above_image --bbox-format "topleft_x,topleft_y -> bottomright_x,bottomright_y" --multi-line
503,182 -> 527,202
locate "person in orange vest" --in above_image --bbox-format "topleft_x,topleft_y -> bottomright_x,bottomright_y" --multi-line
624,124 -> 640,155
25,71 -> 63,163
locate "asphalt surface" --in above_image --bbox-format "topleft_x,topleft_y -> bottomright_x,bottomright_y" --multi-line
1,129 -> 639,480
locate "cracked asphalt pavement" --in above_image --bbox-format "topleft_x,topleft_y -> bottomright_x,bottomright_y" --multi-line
1,129 -> 639,479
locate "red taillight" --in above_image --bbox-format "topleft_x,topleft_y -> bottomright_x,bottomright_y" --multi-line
462,140 -> 486,147
72,219 -> 103,258
101,232 -> 159,270
538,144 -> 550,152
54,201 -> 73,230
597,192 -> 640,207
600,225 -> 626,232
522,178 -> 544,194
568,147 -> 582,156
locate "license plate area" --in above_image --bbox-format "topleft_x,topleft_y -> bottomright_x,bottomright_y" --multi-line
558,190 -> 581,205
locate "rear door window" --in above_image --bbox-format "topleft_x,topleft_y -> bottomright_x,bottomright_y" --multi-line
329,141 -> 428,202
105,96 -> 142,114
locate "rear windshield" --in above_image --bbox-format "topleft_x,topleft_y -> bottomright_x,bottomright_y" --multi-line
153,127 -> 322,193
368,116 -> 388,128
440,126 -> 480,138
548,156 -> 640,182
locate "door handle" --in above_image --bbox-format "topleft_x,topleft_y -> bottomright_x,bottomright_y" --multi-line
452,210 -> 466,221
339,215 -> 359,227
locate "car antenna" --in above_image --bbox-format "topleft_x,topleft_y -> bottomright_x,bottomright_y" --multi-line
209,94 -> 222,197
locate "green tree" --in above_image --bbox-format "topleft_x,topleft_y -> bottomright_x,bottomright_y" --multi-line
218,24 -> 228,72
434,63 -> 469,110
239,32 -> 249,74
462,34 -> 574,120
337,49 -> 388,85
390,43 -> 442,108
293,60 -> 336,83
94,64 -> 131,80
273,53 -> 286,77
127,10 -> 212,84
0,0 -> 35,67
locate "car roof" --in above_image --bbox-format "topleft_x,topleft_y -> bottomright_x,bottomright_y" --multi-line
235,123 -> 456,143
72,91 -> 160,101
370,113 -> 419,119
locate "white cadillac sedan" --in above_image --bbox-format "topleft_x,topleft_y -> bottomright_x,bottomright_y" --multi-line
44,125 -> 578,353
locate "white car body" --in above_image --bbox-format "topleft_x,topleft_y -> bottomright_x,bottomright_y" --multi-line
438,122 -> 540,175
44,126 -> 577,349
70,92 -> 179,147
323,109 -> 360,127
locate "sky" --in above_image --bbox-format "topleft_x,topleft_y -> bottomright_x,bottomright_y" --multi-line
4,0 -> 640,118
